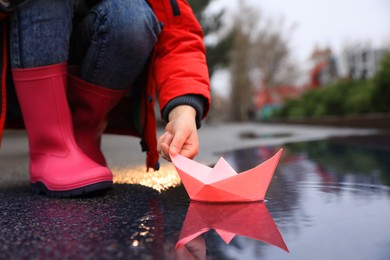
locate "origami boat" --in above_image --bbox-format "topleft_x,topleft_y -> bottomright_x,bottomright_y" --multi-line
176,201 -> 289,252
171,148 -> 283,203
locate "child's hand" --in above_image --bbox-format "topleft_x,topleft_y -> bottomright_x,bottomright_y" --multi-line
158,105 -> 198,161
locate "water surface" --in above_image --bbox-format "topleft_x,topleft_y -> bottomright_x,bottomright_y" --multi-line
1,135 -> 389,259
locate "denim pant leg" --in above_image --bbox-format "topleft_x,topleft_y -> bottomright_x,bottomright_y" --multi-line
9,0 -> 79,68
70,0 -> 161,90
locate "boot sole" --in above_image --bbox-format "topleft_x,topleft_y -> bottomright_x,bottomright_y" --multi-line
31,181 -> 113,198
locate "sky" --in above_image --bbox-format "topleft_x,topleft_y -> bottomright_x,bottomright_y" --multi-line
207,0 -> 390,61
206,0 -> 390,97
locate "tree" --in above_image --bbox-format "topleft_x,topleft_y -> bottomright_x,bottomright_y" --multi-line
187,0 -> 233,78
228,1 -> 297,121
229,2 -> 254,121
251,20 -> 297,87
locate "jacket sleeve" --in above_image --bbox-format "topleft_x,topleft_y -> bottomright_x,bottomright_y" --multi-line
147,0 -> 211,121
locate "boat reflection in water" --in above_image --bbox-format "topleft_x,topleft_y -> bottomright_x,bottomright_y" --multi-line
176,201 -> 288,259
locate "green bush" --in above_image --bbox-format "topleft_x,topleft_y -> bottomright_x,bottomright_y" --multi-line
371,51 -> 390,112
345,80 -> 374,114
271,51 -> 390,119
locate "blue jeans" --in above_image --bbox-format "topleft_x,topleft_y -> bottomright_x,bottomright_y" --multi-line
10,0 -> 161,90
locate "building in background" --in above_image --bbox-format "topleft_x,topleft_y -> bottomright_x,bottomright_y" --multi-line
309,48 -> 338,88
309,46 -> 386,86
341,47 -> 385,80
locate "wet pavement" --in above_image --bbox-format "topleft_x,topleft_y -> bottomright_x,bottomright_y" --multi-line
1,123 -> 390,259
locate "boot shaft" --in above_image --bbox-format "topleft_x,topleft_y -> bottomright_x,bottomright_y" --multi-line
67,73 -> 128,165
12,63 -> 74,156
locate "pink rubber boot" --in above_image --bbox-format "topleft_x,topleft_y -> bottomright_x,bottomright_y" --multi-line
67,73 -> 128,166
12,63 -> 113,197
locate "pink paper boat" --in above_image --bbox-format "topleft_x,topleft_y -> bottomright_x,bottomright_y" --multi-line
176,201 -> 289,252
171,149 -> 283,202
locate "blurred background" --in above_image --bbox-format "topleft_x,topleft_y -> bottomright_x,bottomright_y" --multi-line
188,0 -> 390,125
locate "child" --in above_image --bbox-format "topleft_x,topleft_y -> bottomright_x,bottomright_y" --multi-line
0,0 -> 210,197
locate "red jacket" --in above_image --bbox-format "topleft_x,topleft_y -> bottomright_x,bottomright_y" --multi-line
0,0 -> 211,171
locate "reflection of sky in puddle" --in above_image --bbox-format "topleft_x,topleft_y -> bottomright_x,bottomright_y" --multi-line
2,135 -> 390,259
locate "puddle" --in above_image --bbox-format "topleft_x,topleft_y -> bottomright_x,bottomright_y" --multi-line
218,135 -> 390,259
1,135 -> 390,259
